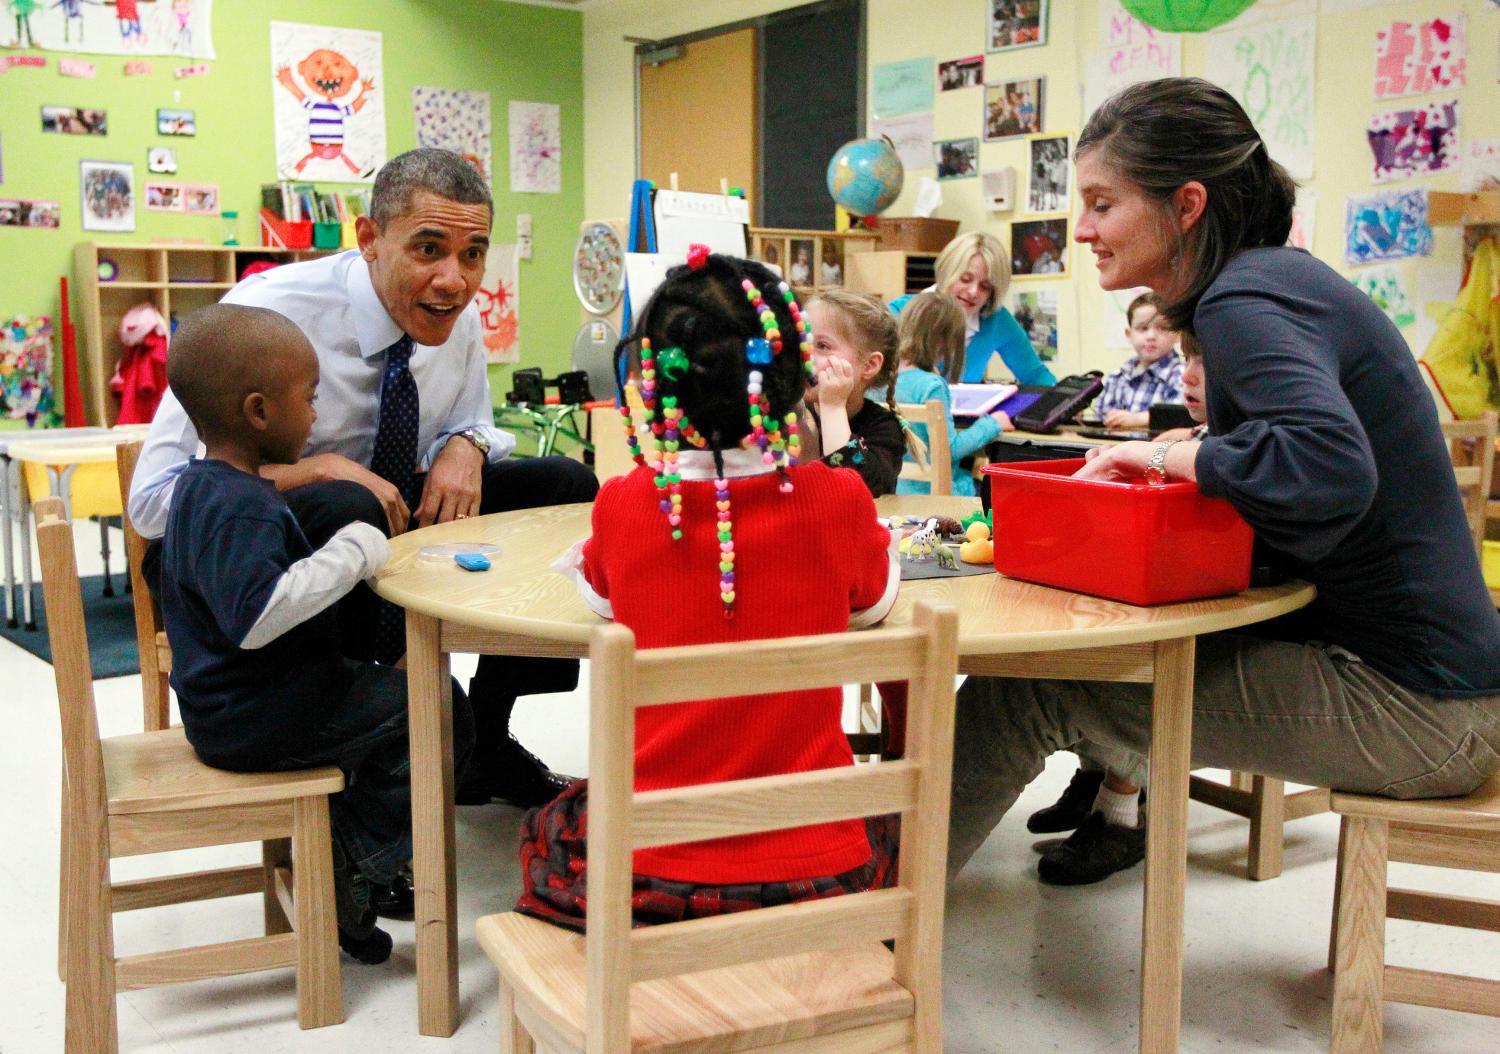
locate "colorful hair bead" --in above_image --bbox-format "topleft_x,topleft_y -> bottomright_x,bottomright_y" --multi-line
714,476 -> 735,617
657,345 -> 690,382
745,337 -> 772,365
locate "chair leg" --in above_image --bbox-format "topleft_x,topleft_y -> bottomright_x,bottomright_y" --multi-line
63,806 -> 117,1054
57,763 -> 70,983
1247,775 -> 1286,881
143,670 -> 170,733
1328,816 -> 1348,974
291,797 -> 343,1029
499,979 -> 536,1054
1330,815 -> 1389,1054
262,837 -> 292,936
99,520 -> 114,598
1229,770 -> 1254,793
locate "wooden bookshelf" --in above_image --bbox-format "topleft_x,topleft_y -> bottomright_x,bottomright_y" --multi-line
73,242 -> 337,425
748,227 -> 879,297
844,249 -> 940,303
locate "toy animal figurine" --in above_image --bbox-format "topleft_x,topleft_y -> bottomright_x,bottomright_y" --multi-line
905,518 -> 941,562
934,544 -> 958,571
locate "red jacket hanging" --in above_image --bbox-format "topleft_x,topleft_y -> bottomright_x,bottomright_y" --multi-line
110,302 -> 169,423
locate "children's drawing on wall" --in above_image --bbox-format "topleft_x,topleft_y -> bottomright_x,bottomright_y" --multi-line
79,160 -> 134,232
476,243 -> 520,365
1345,189 -> 1433,266
1026,134 -> 1069,213
1085,1 -> 1181,118
1462,139 -> 1500,193
0,0 -> 214,56
1204,14 -> 1316,180
0,316 -> 56,426
270,21 -> 386,183
1010,288 -> 1058,361
1010,217 -> 1068,277
1287,188 -> 1317,251
1350,264 -> 1415,329
509,100 -> 561,194
1368,101 -> 1459,183
412,87 -> 492,181
1374,14 -> 1465,100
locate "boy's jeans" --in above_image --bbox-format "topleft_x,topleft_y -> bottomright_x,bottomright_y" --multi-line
948,632 -> 1500,878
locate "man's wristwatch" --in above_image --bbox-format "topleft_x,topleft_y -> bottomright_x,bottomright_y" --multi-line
454,428 -> 491,458
1143,440 -> 1180,486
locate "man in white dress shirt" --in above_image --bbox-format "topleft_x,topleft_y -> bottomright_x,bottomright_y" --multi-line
131,150 -> 597,859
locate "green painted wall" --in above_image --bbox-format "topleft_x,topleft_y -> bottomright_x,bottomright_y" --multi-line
0,0 -> 583,419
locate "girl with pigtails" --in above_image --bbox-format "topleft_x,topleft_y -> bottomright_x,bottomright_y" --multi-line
518,249 -> 902,930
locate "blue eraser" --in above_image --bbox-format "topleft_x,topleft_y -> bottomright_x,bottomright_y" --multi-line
454,552 -> 491,572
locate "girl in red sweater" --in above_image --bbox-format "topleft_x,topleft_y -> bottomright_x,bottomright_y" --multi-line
517,251 -> 901,930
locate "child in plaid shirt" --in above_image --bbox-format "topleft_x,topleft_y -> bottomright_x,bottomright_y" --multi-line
1096,291 -> 1184,431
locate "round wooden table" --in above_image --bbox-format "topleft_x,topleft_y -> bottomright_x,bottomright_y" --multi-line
377,495 -> 1314,1050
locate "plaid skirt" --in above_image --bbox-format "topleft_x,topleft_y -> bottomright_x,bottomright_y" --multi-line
515,779 -> 900,933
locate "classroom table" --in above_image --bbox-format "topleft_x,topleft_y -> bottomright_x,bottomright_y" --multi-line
375,495 -> 1314,1049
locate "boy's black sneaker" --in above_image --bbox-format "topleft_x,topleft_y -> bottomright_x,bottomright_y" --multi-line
1037,812 -> 1146,886
338,918 -> 394,964
370,868 -> 414,920
1026,768 -> 1105,834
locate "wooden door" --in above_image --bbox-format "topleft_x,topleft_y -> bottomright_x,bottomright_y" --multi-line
638,28 -> 759,212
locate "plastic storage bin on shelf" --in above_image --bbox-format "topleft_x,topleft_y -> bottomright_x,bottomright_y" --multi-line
982,458 -> 1253,606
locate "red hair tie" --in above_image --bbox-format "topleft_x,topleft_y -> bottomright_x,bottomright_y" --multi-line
686,243 -> 710,269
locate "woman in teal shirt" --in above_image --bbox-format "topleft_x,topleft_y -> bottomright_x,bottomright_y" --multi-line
888,231 -> 1056,386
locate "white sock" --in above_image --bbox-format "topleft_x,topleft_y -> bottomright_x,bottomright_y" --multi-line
1093,785 -> 1140,829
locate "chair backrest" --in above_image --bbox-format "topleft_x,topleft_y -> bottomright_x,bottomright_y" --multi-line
117,440 -> 172,729
35,497 -> 109,831
896,399 -> 954,496
583,599 -> 959,1054
1440,411 -> 1498,558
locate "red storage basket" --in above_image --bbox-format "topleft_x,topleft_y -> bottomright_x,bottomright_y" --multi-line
982,458 -> 1253,606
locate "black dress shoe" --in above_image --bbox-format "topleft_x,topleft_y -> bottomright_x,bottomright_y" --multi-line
338,913 -> 394,964
456,734 -> 573,809
370,868 -> 414,920
1026,767 -> 1105,834
1037,812 -> 1146,886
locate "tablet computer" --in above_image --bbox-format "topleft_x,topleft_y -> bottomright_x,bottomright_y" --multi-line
949,383 -> 1019,417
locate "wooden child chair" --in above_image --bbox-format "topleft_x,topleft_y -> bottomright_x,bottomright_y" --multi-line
895,399 -> 954,496
116,440 -> 172,731
475,599 -> 960,1054
38,496 -> 346,1052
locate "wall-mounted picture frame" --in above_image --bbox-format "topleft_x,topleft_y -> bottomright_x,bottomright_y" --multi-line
935,137 -> 979,180
1026,133 -> 1070,214
988,0 -> 1048,53
157,108 -> 196,136
147,146 -> 178,174
80,160 -> 134,233
984,77 -> 1044,141
938,55 -> 983,91
183,183 -> 220,215
0,198 -> 62,228
1010,217 -> 1069,278
145,181 -> 184,212
42,106 -> 108,135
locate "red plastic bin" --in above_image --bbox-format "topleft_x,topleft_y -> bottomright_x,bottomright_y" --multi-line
982,458 -> 1253,606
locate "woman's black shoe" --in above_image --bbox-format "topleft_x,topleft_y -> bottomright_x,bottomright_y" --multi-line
370,868 -> 414,920
1036,813 -> 1146,885
1026,768 -> 1105,834
456,735 -> 573,808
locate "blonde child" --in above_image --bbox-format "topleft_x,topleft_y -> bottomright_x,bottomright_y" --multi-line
520,251 -> 901,930
892,291 -> 1014,496
1096,291 -> 1183,431
803,289 -> 908,497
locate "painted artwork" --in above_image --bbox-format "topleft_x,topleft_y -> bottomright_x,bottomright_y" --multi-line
1010,288 -> 1058,361
509,101 -> 560,194
270,21 -> 386,183
1368,101 -> 1459,183
476,243 -> 519,364
0,198 -> 61,228
412,87 -> 492,180
1010,217 -> 1068,277
1345,189 -> 1433,266
0,0 -> 214,57
0,316 -> 55,425
1461,139 -> 1500,193
938,56 -> 983,91
1027,134 -> 1070,214
984,78 -> 1044,140
1350,265 -> 1415,329
935,138 -> 979,180
1374,14 -> 1465,99
1204,16 -> 1316,180
80,160 -> 134,233
989,0 -> 1048,53
1086,1 -> 1181,118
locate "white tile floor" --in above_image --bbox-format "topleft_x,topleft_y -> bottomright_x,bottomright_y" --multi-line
4,520 -> 1497,1053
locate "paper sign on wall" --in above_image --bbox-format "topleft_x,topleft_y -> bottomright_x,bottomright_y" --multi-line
1205,16 -> 1317,180
872,57 -> 935,118
1087,2 -> 1181,119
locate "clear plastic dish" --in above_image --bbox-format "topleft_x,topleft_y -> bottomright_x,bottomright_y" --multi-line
417,542 -> 501,565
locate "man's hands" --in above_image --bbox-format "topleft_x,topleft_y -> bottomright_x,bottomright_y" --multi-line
264,453 -> 410,537
414,434 -> 484,528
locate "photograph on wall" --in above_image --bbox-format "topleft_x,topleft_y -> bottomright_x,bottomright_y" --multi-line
1010,288 -> 1058,361
476,243 -> 520,365
270,21 -> 386,183
983,78 -> 1043,141
755,237 -> 787,275
41,106 -> 107,135
183,183 -> 219,214
80,160 -> 134,233
1010,217 -> 1068,278
1374,14 -> 1466,99
938,55 -> 983,91
1026,134 -> 1070,214
0,198 -> 61,229
1345,189 -> 1433,265
147,147 -> 177,174
988,0 -> 1048,53
0,0 -> 215,58
788,239 -> 815,286
819,239 -> 844,287
509,100 -> 561,194
935,138 -> 979,180
412,86 -> 492,181
157,108 -> 196,136
1368,101 -> 1459,183
145,182 -> 184,211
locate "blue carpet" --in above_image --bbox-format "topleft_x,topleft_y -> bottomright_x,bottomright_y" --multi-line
1,576 -> 141,679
